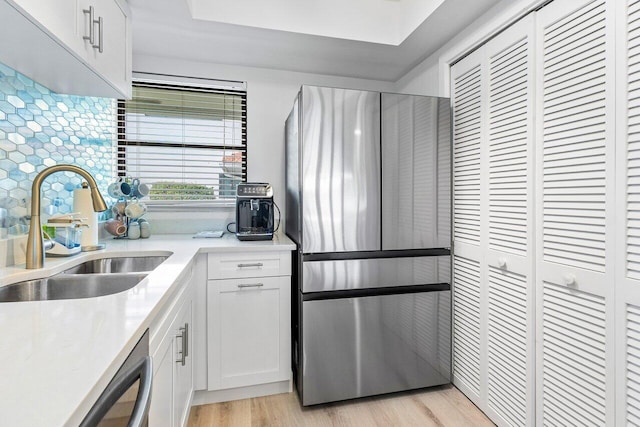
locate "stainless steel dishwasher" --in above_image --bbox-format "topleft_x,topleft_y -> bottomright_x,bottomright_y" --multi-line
80,329 -> 152,427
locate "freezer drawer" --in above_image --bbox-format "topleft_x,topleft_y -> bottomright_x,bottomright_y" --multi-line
300,290 -> 451,406
302,256 -> 451,293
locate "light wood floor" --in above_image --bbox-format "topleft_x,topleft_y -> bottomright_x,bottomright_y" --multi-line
188,385 -> 494,427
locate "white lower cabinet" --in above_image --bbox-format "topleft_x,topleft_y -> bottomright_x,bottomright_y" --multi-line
149,336 -> 174,426
206,251 -> 291,394
149,271 -> 194,427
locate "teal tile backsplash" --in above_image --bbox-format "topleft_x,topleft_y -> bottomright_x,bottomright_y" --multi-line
0,62 -> 115,236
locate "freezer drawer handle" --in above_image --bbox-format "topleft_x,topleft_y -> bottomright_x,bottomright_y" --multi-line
237,283 -> 264,288
237,262 -> 264,268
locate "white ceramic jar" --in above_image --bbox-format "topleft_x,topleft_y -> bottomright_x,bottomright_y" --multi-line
128,221 -> 140,239
139,220 -> 150,239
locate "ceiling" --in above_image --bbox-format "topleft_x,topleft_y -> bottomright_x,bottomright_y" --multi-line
128,0 -> 502,82
185,0 -> 445,46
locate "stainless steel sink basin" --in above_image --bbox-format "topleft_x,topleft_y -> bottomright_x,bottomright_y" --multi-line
0,273 -> 148,303
62,256 -> 169,274
0,254 -> 170,303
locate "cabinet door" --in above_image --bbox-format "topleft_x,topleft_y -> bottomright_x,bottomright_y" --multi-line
207,276 -> 291,390
174,301 -> 193,427
149,337 -> 174,427
79,0 -> 130,96
149,271 -> 194,427
535,0 -> 615,425
381,93 -> 451,250
9,0 -> 78,51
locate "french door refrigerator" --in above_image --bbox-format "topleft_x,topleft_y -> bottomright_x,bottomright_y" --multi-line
285,85 -> 452,406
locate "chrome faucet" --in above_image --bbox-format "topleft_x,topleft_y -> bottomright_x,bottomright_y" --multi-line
26,164 -> 108,269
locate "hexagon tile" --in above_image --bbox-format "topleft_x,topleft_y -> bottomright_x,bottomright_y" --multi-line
0,61 -> 115,237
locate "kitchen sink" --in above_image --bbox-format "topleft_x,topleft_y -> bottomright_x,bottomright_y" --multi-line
62,255 -> 169,274
0,273 -> 149,303
0,254 -> 172,302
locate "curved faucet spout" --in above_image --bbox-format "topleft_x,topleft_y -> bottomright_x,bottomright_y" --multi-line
26,164 -> 108,269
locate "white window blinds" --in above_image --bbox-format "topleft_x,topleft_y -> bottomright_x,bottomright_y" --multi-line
117,80 -> 247,204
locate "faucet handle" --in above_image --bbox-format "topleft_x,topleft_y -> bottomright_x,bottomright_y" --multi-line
41,227 -> 56,251
43,239 -> 55,251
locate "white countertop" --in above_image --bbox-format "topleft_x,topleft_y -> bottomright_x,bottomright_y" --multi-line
0,233 -> 295,427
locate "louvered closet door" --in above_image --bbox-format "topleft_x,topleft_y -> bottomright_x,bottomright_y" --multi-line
616,0 -> 640,424
451,47 -> 485,406
535,1 -> 616,425
482,15 -> 535,427
452,16 -> 535,427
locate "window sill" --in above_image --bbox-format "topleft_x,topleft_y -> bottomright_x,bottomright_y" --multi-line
145,200 -> 236,211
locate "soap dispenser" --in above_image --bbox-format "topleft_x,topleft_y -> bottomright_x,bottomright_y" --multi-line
73,181 -> 106,251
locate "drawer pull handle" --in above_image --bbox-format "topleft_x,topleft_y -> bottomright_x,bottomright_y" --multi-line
237,263 -> 263,268
237,283 -> 264,288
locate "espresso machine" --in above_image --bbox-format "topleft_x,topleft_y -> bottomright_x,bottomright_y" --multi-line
235,183 -> 275,240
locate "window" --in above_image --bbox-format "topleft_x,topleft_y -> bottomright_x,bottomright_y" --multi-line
117,77 -> 247,205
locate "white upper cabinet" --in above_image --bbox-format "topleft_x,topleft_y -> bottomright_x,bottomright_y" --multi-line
0,0 -> 131,98
76,0 -> 129,96
10,0 -> 78,49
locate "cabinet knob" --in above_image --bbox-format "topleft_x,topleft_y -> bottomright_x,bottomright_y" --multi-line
498,257 -> 507,269
562,274 -> 577,286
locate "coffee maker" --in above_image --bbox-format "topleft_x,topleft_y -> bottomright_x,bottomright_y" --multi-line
235,183 -> 274,241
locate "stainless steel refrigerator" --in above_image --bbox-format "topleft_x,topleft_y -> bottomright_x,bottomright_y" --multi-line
285,85 -> 452,406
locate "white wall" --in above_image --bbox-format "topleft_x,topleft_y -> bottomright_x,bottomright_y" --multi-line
135,0 -> 543,234
394,0 -> 544,97
134,54 -> 394,232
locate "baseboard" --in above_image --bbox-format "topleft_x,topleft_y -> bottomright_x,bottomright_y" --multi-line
192,380 -> 292,406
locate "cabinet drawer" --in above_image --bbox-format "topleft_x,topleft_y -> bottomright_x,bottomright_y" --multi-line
207,252 -> 291,279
